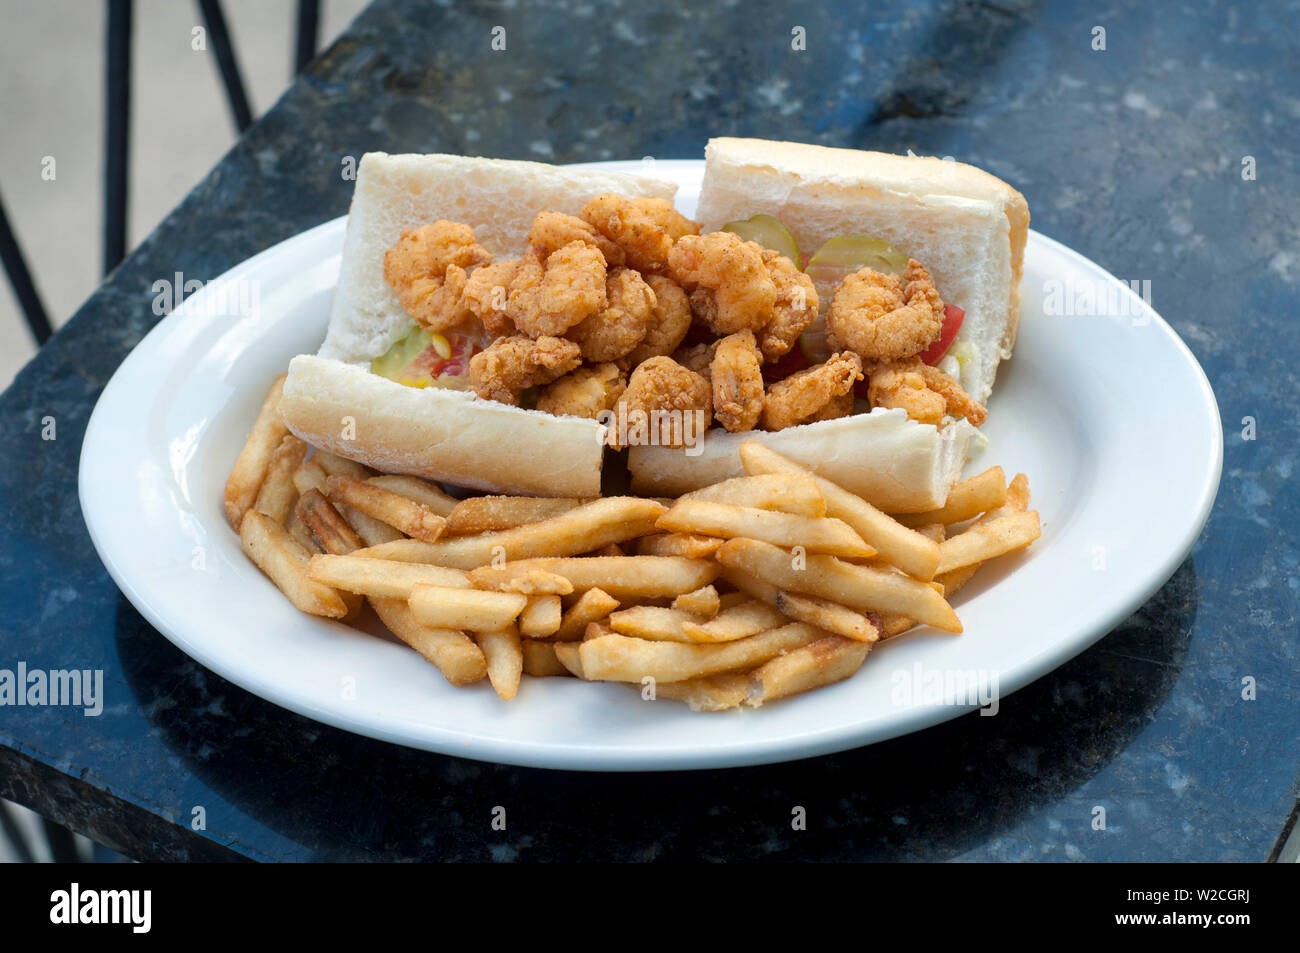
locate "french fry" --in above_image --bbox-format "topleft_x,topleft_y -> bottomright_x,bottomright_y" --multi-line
583,621 -> 614,641
239,510 -> 348,618
313,450 -> 371,481
366,475 -> 458,517
913,523 -> 946,543
324,475 -> 447,543
579,622 -> 825,683
309,554 -> 470,598
369,596 -> 487,685
444,496 -> 585,536
987,472 -> 1031,518
519,595 -> 563,638
679,599 -> 786,643
336,503 -> 404,547
292,458 -> 328,495
672,585 -> 720,618
477,624 -> 523,700
252,434 -> 308,524
467,566 -> 574,595
476,556 -> 718,600
657,499 -> 874,558
224,375 -> 289,529
645,672 -> 750,711
738,440 -> 940,581
554,587 -> 620,641
608,605 -> 703,643
636,533 -> 724,558
350,497 -> 666,568
744,636 -> 871,707
774,590 -> 879,643
593,543 -> 625,558
681,473 -> 826,517
553,641 -> 586,678
895,466 -> 1007,528
933,563 -> 981,598
286,512 -> 321,554
935,510 -> 1041,575
408,585 -> 527,631
715,538 -> 961,632
521,639 -> 571,677
296,489 -> 363,555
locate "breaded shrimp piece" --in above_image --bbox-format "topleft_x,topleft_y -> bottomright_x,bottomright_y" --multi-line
528,210 -> 625,266
612,356 -> 712,450
807,391 -> 855,423
757,249 -> 820,362
383,221 -> 492,332
761,351 -> 863,431
672,341 -> 718,378
624,274 -> 692,367
710,330 -> 765,432
469,334 -> 582,405
536,363 -> 627,419
506,242 -> 608,338
668,232 -> 776,336
567,267 -> 656,362
580,195 -> 699,274
463,258 -> 522,338
867,358 -> 987,426
826,259 -> 945,362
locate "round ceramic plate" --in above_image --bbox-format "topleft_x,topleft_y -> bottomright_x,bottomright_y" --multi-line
79,159 -> 1222,770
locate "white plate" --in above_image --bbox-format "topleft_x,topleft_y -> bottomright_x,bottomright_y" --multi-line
80,160 -> 1222,771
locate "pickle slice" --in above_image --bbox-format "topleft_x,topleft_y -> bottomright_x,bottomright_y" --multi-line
370,324 -> 433,382
804,235 -> 910,306
721,214 -> 801,264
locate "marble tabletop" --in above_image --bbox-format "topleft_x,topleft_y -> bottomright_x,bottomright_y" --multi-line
0,0 -> 1295,861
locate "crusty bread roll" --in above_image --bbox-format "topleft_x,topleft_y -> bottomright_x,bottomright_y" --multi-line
693,137 -> 1028,406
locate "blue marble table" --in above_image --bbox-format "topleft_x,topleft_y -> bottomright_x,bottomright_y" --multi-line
0,0 -> 1295,861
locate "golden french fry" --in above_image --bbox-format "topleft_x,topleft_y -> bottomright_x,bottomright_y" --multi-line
252,434 -> 308,524
935,511 -> 1041,575
636,533 -> 724,558
296,489 -> 363,555
475,556 -> 718,600
519,594 -> 563,638
309,554 -> 470,598
324,475 -> 447,543
657,499 -> 873,558
224,375 -> 288,530
934,563 -> 981,598
350,497 -> 666,569
369,596 -> 487,685
553,641 -> 586,678
521,639 -> 572,677
774,590 -> 878,643
579,622 -> 825,683
608,605 -> 704,643
336,502 -> 404,547
744,636 -> 871,707
467,566 -> 574,595
681,473 -> 826,517
679,599 -> 786,643
715,538 -> 961,633
672,585 -> 720,618
286,512 -> 321,554
644,672 -> 750,711
239,510 -> 348,618
408,585 -> 527,631
593,543 -> 625,557
895,466 -> 1007,528
738,440 -> 940,581
444,496 -> 586,536
366,475 -> 458,517
987,473 -> 1031,518
477,624 -> 523,700
554,587 -> 620,641
913,523 -> 946,543
583,621 -> 614,641
292,458 -> 328,496
313,450 -> 371,481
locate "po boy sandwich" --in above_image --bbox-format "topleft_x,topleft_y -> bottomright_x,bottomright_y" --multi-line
280,141 -> 1028,510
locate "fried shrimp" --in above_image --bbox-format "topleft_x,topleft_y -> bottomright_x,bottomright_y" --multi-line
463,259 -> 522,337
528,210 -> 625,266
757,248 -> 819,362
579,195 -> 699,274
826,259 -> 944,362
667,232 -> 776,336
506,241 -> 608,337
469,334 -> 582,405
383,221 -> 492,332
709,330 -> 765,432
536,363 -> 627,419
867,358 -> 987,426
672,341 -> 718,378
760,351 -> 863,431
624,274 -> 692,366
612,356 -> 712,450
567,267 -> 656,362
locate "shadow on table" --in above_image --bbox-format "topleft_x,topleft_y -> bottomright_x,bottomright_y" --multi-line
115,560 -> 1199,861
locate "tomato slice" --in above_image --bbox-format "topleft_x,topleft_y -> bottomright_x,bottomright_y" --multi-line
372,324 -> 488,388
919,304 -> 965,365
